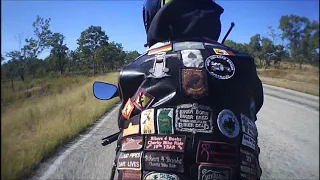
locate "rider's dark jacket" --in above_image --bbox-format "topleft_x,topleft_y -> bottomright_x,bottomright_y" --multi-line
114,1 -> 264,179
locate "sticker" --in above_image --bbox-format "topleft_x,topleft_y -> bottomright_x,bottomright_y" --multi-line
119,170 -> 142,180
157,108 -> 174,134
240,148 -> 257,176
241,114 -> 257,138
181,49 -> 204,68
181,68 -> 208,99
198,165 -> 232,180
141,109 -> 155,134
173,41 -> 205,51
144,152 -> 184,173
121,135 -> 143,152
123,115 -> 140,137
175,103 -> 213,133
242,134 -> 256,150
148,44 -> 172,55
145,135 -> 186,152
213,48 -> 235,56
196,141 -> 238,165
117,152 -> 142,170
205,55 -> 235,80
133,88 -> 155,111
217,109 -> 240,138
144,172 -> 180,180
121,98 -> 135,120
148,52 -> 170,79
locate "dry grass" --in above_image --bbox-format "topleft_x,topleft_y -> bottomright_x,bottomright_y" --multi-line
257,62 -> 319,96
1,73 -> 120,180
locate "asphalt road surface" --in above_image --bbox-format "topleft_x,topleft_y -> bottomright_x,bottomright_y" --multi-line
30,85 -> 319,180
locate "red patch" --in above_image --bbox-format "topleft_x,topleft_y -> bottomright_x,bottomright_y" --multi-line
121,98 -> 134,120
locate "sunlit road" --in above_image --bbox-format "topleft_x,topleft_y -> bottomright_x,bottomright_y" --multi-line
30,85 -> 319,180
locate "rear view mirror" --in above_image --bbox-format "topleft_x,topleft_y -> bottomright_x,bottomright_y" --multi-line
93,82 -> 118,100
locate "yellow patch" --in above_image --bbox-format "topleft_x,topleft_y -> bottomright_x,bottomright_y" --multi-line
123,122 -> 139,137
140,109 -> 155,134
121,98 -> 134,120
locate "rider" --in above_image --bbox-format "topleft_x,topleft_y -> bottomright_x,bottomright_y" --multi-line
115,0 -> 264,179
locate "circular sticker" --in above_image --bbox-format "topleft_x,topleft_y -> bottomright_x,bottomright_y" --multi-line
217,109 -> 240,138
205,55 -> 235,79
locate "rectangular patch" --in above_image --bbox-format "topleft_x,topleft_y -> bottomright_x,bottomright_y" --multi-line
157,108 -> 174,134
198,165 -> 232,180
242,134 -> 256,150
117,151 -> 142,170
196,141 -> 238,166
121,135 -> 143,152
121,98 -> 135,120
133,88 -> 155,111
181,50 -> 204,68
241,114 -> 257,138
181,68 -> 208,98
118,170 -> 142,180
175,103 -> 213,133
143,171 -> 180,180
141,109 -> 155,134
213,48 -> 235,56
173,41 -> 205,51
148,44 -> 172,55
123,115 -> 140,137
240,149 -> 257,176
145,135 -> 186,152
240,173 -> 258,180
144,152 -> 184,173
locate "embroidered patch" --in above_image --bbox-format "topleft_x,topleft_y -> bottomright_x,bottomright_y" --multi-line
196,141 -> 238,166
141,109 -> 155,134
133,88 -> 155,111
123,115 -> 140,137
119,170 -> 142,180
157,108 -> 174,134
175,103 -> 213,133
217,109 -> 240,138
205,55 -> 235,80
213,48 -> 235,56
121,135 -> 143,152
148,44 -> 172,55
145,135 -> 186,152
121,98 -> 134,120
173,41 -> 205,51
240,148 -> 257,178
143,172 -> 180,180
241,114 -> 258,138
144,152 -> 184,173
242,134 -> 256,150
117,151 -> 142,170
181,49 -> 204,68
198,165 -> 232,180
148,52 -> 170,79
181,68 -> 208,99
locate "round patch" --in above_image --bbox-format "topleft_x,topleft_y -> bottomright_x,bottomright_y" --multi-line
217,109 -> 240,138
205,55 -> 235,79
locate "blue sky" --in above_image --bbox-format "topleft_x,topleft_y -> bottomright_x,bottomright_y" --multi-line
1,0 -> 319,61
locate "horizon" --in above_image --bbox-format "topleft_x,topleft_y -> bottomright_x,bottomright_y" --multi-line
1,0 -> 319,62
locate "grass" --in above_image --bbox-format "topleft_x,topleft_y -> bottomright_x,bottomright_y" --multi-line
1,73 -> 120,180
257,62 -> 319,96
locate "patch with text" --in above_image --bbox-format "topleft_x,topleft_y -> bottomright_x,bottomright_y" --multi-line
157,108 -> 174,134
241,114 -> 257,138
118,170 -> 142,180
121,98 -> 135,120
144,152 -> 184,173
242,134 -> 256,150
143,171 -> 180,180
181,68 -> 208,99
217,109 -> 240,138
121,135 -> 143,152
133,88 -> 155,111
173,41 -> 205,51
240,148 -> 257,178
141,109 -> 155,134
181,49 -> 204,68
198,164 -> 232,180
175,103 -> 213,133
117,151 -> 142,170
123,115 -> 140,137
196,141 -> 238,166
145,135 -> 186,152
205,55 -> 235,80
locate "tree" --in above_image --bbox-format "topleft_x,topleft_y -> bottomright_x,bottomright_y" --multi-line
77,25 -> 109,74
49,33 -> 69,74
124,51 -> 141,64
248,34 -> 262,65
27,59 -> 44,78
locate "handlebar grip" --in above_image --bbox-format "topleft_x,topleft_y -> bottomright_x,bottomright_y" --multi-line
101,132 -> 120,146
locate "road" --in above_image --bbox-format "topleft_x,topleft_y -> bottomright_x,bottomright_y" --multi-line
30,85 -> 319,180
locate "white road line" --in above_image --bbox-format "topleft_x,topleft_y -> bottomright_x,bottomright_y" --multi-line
39,105 -> 120,180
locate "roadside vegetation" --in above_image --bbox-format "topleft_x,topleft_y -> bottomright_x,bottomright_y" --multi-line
0,13 -> 318,180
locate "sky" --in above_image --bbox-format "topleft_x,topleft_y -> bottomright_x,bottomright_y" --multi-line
1,0 -> 319,62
